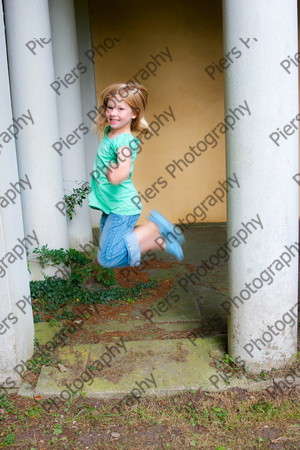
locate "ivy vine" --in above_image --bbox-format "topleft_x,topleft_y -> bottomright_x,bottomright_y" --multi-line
63,184 -> 91,220
30,246 -> 158,322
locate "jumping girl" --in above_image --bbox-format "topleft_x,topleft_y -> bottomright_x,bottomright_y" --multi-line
88,82 -> 184,269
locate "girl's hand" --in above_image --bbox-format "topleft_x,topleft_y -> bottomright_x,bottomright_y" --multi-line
106,146 -> 131,185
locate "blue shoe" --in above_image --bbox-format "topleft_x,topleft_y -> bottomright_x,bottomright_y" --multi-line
161,234 -> 184,261
147,209 -> 185,244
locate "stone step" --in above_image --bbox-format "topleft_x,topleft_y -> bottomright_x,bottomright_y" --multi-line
27,335 -> 270,406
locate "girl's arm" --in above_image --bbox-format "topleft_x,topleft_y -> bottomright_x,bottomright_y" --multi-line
106,146 -> 131,185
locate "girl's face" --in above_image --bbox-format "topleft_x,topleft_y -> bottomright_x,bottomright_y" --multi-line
105,98 -> 137,133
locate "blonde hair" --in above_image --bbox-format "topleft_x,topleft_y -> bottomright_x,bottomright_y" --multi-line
93,82 -> 150,134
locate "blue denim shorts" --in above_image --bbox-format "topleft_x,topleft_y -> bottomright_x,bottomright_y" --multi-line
97,212 -> 140,268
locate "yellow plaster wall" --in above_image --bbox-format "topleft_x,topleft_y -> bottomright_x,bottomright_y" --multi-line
88,0 -> 227,223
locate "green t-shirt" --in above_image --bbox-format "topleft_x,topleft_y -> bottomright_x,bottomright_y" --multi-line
88,126 -> 141,215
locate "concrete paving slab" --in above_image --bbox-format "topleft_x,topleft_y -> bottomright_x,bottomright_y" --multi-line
80,319 -> 202,334
34,322 -> 63,344
33,337 -> 225,398
56,344 -> 90,366
145,266 -> 188,280
138,285 -> 201,323
17,382 -> 34,398
32,336 -> 289,400
81,319 -> 145,333
154,322 -> 202,331
34,366 -> 76,397
182,225 -> 226,265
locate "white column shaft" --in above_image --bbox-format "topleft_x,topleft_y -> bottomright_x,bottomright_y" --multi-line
74,0 -> 100,228
223,0 -> 298,372
49,0 -> 92,249
4,0 -> 69,267
0,0 -> 33,385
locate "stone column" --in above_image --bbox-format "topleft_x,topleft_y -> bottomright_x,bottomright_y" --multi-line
4,0 -> 69,279
0,0 -> 33,386
223,0 -> 298,372
49,0 -> 93,248
74,0 -> 100,228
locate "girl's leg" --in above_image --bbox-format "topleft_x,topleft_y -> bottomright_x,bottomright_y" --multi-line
97,211 -> 183,269
98,213 -> 140,268
133,210 -> 184,260
133,220 -> 165,252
